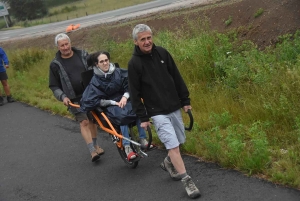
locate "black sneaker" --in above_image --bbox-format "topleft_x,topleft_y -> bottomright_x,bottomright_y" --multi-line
7,96 -> 15,103
0,96 -> 3,106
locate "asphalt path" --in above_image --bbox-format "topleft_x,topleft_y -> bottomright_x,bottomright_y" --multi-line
1,99 -> 300,201
0,0 -> 211,42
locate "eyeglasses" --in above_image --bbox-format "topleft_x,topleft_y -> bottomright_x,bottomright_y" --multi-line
99,59 -> 109,64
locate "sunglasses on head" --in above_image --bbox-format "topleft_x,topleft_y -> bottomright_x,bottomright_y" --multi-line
99,59 -> 109,64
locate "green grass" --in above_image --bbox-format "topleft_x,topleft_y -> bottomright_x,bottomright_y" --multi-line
254,8 -> 264,18
225,15 -> 232,26
3,13 -> 300,190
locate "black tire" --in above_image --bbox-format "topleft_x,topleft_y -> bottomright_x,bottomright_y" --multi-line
116,146 -> 139,169
129,125 -> 153,151
112,131 -> 139,169
145,126 -> 153,151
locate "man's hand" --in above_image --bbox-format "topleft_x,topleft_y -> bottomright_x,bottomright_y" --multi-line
183,105 -> 192,113
141,121 -> 151,130
4,65 -> 9,69
117,96 -> 127,108
63,97 -> 71,106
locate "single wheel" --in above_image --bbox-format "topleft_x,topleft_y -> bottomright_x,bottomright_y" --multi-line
112,133 -> 139,169
129,125 -> 153,152
116,146 -> 139,169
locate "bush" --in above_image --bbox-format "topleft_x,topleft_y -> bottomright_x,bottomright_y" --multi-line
254,8 -> 264,18
10,48 -> 46,72
225,16 -> 232,26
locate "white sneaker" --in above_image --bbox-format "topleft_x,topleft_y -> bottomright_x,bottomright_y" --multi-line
124,145 -> 136,160
140,138 -> 153,150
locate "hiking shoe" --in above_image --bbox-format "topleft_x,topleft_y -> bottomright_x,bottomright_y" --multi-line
95,146 -> 105,156
0,96 -> 3,106
91,151 -> 100,162
160,157 -> 181,181
140,138 -> 153,150
7,96 -> 15,103
124,145 -> 136,160
181,175 -> 201,199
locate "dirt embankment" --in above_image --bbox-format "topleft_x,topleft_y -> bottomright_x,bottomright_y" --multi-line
1,0 -> 299,50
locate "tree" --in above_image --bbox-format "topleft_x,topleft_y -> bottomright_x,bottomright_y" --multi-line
4,0 -> 48,21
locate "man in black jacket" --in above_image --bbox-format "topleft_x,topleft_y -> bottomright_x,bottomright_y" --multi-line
49,33 -> 104,162
128,24 -> 201,199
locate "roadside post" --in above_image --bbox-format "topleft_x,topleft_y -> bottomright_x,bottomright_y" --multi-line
0,2 -> 9,28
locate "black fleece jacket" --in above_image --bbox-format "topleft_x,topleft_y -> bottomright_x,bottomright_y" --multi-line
128,44 -> 190,122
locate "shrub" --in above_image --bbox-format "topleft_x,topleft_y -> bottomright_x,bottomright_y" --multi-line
225,16 -> 232,26
10,48 -> 46,72
254,8 -> 264,18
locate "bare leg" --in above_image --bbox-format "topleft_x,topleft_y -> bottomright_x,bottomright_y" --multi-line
89,122 -> 104,154
80,119 -> 93,143
80,119 -> 96,157
1,80 -> 11,96
89,122 -> 97,138
168,146 -> 186,174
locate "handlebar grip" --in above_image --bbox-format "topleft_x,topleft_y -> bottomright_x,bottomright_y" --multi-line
185,109 -> 193,131
68,102 -> 80,108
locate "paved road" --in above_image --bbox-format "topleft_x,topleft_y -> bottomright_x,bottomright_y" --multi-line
1,100 -> 300,201
0,0 -> 212,42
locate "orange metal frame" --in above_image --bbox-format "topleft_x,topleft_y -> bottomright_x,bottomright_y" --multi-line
69,102 -> 124,148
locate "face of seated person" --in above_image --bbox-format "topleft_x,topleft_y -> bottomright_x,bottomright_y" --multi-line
97,54 -> 110,73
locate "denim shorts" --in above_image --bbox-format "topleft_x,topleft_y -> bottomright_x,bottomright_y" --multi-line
151,109 -> 186,150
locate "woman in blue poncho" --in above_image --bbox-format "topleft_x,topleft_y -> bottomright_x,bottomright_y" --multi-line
81,51 -> 152,160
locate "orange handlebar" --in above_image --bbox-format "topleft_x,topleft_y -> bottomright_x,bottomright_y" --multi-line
68,102 -> 80,108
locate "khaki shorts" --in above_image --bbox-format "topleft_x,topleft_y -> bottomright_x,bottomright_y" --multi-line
151,109 -> 186,150
74,111 -> 93,122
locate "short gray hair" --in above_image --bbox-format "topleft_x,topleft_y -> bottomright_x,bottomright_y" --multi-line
55,33 -> 70,46
132,24 -> 152,40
